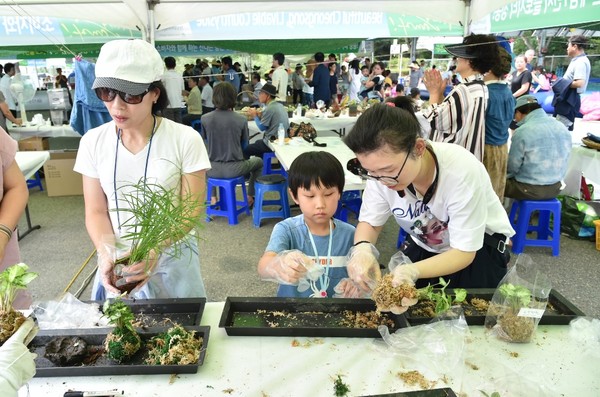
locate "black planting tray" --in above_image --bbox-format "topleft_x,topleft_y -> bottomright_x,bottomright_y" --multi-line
32,325 -> 210,377
406,288 -> 585,326
219,297 -> 408,337
364,388 -> 458,396
92,297 -> 206,328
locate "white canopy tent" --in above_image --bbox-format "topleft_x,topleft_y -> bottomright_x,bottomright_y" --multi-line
0,0 -> 518,42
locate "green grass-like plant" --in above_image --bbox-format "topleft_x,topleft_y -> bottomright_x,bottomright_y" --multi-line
115,174 -> 204,268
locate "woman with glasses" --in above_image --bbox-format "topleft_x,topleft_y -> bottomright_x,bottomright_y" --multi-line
74,39 -> 211,300
343,104 -> 514,312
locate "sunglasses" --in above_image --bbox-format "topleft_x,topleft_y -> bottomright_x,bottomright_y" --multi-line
95,87 -> 149,104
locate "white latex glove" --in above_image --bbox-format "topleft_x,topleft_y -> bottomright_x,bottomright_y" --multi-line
261,250 -> 321,285
390,263 -> 420,287
0,318 -> 38,397
346,243 -> 382,294
333,278 -> 369,298
98,253 -> 121,296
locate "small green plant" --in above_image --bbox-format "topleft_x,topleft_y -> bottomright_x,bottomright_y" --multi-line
498,283 -> 531,311
480,391 -> 501,397
103,297 -> 141,362
0,263 -> 38,344
417,277 -> 467,315
333,374 -> 350,397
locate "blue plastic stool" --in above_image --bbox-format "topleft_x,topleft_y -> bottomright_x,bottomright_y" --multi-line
253,174 -> 290,228
396,228 -> 407,248
206,176 -> 250,225
27,171 -> 44,191
509,198 -> 561,256
262,152 -> 286,176
334,190 -> 362,222
191,119 -> 202,133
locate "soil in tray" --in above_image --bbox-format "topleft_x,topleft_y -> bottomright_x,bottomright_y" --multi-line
32,333 -> 204,369
232,309 -> 395,329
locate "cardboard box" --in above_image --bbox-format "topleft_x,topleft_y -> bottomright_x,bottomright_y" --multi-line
43,151 -> 83,197
18,137 -> 49,151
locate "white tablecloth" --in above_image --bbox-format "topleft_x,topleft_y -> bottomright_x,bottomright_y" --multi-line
248,115 -> 358,136
19,302 -> 599,397
15,151 -> 50,180
561,119 -> 600,197
10,124 -> 80,140
268,136 -> 365,191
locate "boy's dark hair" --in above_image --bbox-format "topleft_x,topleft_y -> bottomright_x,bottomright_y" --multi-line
251,72 -> 261,82
200,76 -> 210,83
344,104 -> 420,156
328,53 -> 337,60
190,76 -> 200,85
409,87 -> 420,97
396,83 -> 405,93
149,81 -> 169,114
515,103 -> 541,115
360,65 -> 369,72
273,52 -> 285,66
164,56 -> 176,69
288,152 -> 344,198
314,52 -> 325,62
212,82 -> 236,110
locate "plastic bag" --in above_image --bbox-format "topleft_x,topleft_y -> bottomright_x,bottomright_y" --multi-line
485,255 -> 551,343
569,317 -> 600,359
556,196 -> 600,240
376,306 -> 469,375
33,293 -> 109,330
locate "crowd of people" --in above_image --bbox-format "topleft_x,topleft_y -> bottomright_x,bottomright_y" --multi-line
0,33 -> 594,394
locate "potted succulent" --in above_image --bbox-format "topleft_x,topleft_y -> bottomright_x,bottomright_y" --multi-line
103,297 -> 141,362
0,263 -> 38,345
111,177 -> 204,293
286,105 -> 296,118
301,104 -> 309,116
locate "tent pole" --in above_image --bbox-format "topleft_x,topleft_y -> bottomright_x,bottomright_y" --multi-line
462,0 -> 471,36
148,1 -> 156,45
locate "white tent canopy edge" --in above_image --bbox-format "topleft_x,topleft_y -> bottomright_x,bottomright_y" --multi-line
0,0 -> 517,42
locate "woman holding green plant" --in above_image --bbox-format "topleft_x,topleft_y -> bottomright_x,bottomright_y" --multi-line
74,39 -> 211,300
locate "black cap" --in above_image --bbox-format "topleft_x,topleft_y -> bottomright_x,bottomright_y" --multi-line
260,83 -> 277,97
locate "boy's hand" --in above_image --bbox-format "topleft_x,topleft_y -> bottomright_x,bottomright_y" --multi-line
261,250 -> 315,285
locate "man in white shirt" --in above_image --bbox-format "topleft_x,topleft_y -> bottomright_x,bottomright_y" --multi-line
199,76 -> 214,114
271,52 -> 288,103
0,63 -> 17,118
161,56 -> 185,123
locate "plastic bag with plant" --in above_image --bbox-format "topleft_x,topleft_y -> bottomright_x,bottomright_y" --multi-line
0,263 -> 37,345
484,255 -> 551,343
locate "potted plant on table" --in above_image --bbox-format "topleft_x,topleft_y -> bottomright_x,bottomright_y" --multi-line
110,175 -> 204,294
0,263 -> 38,345
494,283 -> 536,343
286,105 -> 296,118
347,100 -> 359,117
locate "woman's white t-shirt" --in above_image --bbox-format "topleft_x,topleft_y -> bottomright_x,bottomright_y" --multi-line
74,118 -> 211,238
359,141 -> 514,254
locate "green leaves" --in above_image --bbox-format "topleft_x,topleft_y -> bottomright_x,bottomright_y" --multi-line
103,297 -> 136,333
416,277 -> 467,315
0,263 -> 38,312
499,283 -> 532,311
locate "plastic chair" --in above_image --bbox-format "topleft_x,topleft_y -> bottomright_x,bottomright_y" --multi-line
509,198 -> 561,256
191,119 -> 202,133
27,172 -> 44,191
334,190 -> 362,223
206,176 -> 250,225
262,152 -> 286,176
253,174 -> 290,228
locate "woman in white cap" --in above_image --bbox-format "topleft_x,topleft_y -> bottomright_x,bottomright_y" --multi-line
74,39 -> 211,300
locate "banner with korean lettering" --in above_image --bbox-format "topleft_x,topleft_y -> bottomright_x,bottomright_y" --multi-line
486,0 -> 599,32
0,16 -> 140,46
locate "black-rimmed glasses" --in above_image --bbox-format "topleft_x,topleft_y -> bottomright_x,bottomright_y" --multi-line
95,87 -> 149,104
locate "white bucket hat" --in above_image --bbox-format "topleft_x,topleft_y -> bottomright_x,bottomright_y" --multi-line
92,39 -> 164,95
